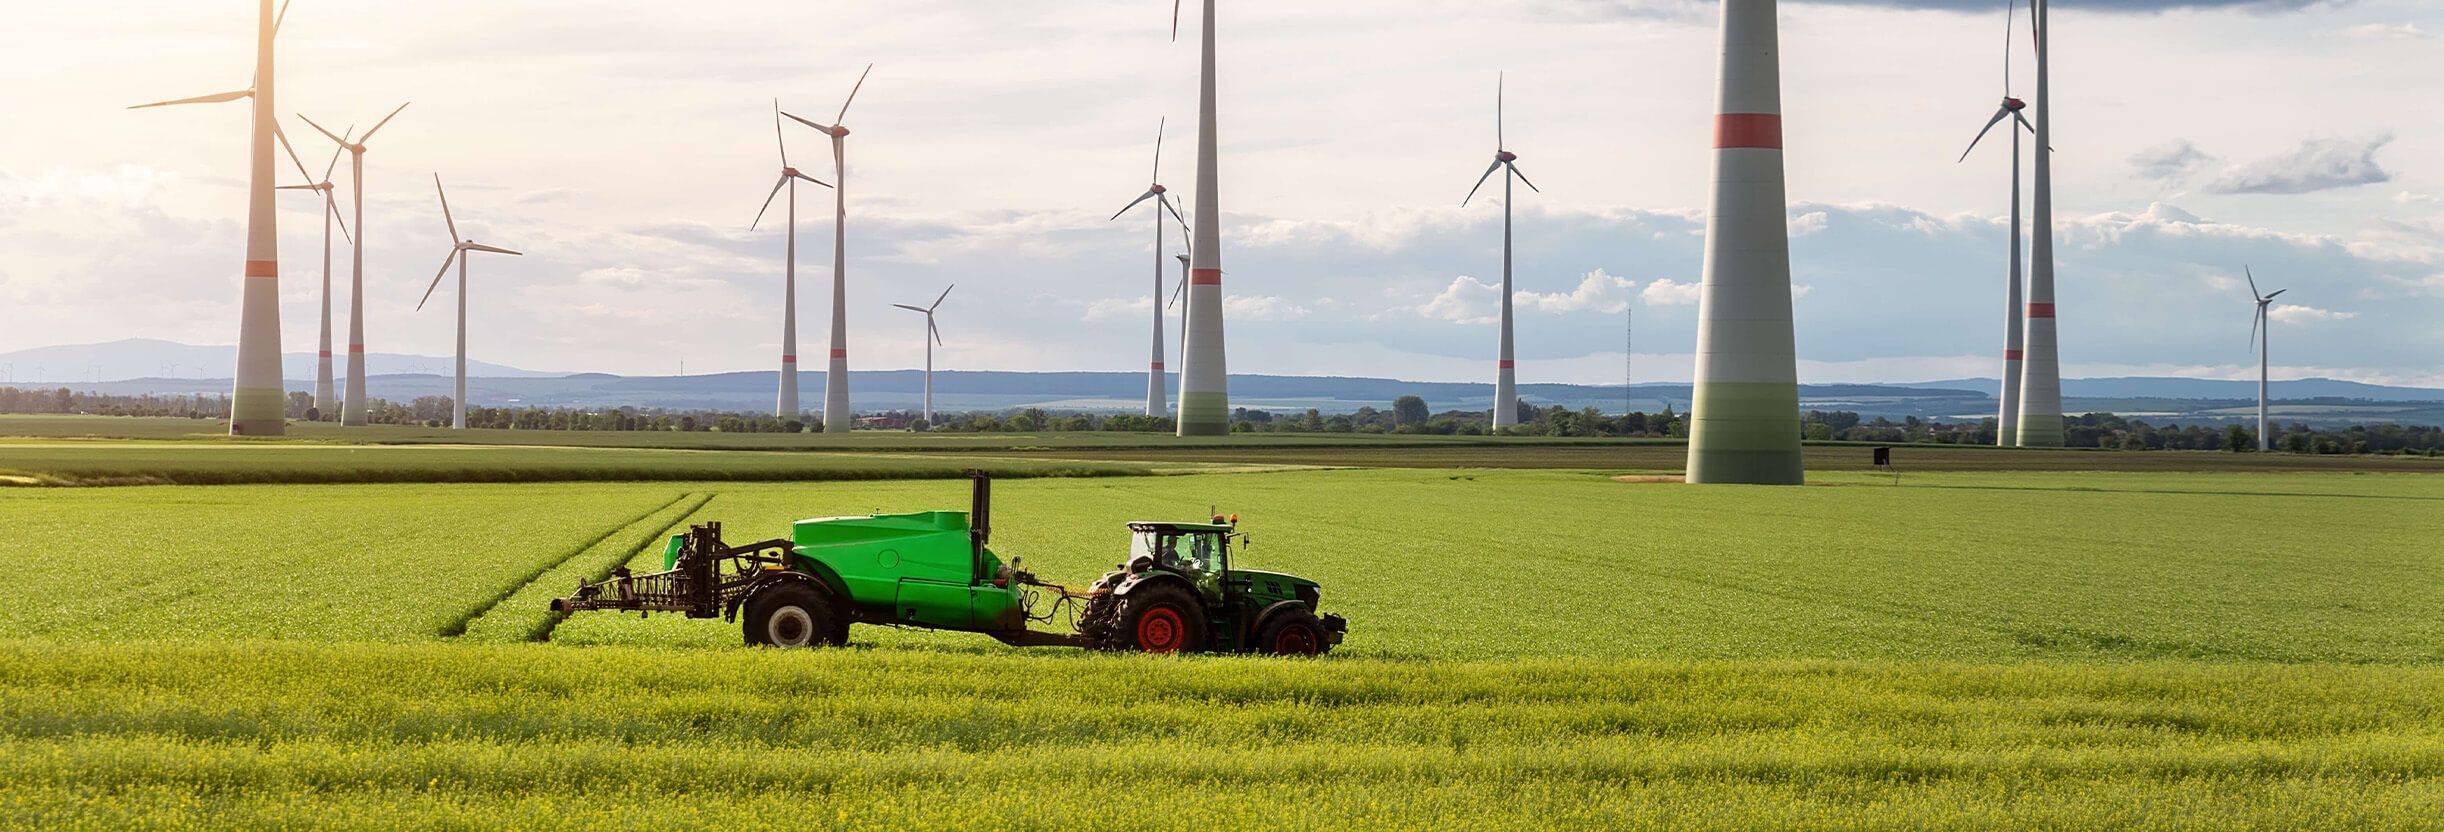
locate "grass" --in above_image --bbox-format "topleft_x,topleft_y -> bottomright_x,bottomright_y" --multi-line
1,641 -> 2439,830
7,462 -> 2444,826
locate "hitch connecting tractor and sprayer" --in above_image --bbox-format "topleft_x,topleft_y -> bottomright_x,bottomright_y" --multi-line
550,473 -> 1346,655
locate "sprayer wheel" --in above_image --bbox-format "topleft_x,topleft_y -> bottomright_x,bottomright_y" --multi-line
742,582 -> 842,649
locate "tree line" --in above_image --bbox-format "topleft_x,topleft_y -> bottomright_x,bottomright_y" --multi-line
4,386 -> 2437,454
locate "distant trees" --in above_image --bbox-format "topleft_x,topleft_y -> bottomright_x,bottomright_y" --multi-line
1392,396 -> 1429,428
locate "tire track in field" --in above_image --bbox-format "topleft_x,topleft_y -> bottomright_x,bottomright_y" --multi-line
528,493 -> 723,644
438,492 -> 699,638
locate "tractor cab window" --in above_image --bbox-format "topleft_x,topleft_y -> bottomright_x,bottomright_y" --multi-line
1130,530 -> 1224,574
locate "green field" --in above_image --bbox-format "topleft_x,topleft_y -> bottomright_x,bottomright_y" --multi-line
3,436 -> 2442,827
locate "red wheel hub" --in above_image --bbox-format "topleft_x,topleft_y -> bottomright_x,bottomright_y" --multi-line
1274,625 -> 1318,656
1136,606 -> 1185,653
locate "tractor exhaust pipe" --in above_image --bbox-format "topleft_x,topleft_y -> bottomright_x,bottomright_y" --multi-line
969,469 -> 991,582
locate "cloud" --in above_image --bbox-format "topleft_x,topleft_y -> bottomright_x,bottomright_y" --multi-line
1520,269 -> 1638,314
1791,0 -> 2333,10
2395,192 -> 2435,205
2130,140 -> 2219,184
2205,135 -> 2395,195
2334,23 -> 2427,40
1641,278 -> 1702,307
1788,212 -> 1829,237
2265,304 -> 2357,323
1421,276 -> 1500,324
1226,295 -> 1312,321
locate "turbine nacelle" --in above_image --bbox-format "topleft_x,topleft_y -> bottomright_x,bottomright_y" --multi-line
1496,150 -> 1518,163
1151,183 -> 1168,194
2004,97 -> 2027,111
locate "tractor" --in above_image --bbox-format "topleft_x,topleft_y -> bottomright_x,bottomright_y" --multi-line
550,472 -> 1345,655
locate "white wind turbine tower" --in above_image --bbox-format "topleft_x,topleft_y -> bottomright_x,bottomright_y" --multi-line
1169,0 -> 1232,436
1463,73 -> 1543,431
1957,1 -> 2037,447
274,125 -> 352,417
298,103 -> 411,427
1111,118 -> 1192,417
128,0 -> 294,435
782,64 -> 875,434
891,285 -> 955,429
2015,0 -> 2067,447
752,100 -> 834,421
415,175 -> 522,430
2246,268 -> 2286,452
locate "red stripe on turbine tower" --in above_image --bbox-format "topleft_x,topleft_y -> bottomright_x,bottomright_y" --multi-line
830,349 -> 847,359
1498,360 -> 1516,369
781,355 -> 797,362
244,259 -> 279,278
1714,114 -> 1782,149
2027,302 -> 2055,318
1190,268 -> 1223,286
2005,349 -> 2024,360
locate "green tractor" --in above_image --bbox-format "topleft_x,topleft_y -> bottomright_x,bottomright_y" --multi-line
551,473 -> 1345,655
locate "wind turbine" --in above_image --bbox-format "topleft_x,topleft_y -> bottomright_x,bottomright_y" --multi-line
782,63 -> 874,434
1463,72 -> 1542,432
1958,1 -> 2038,447
1172,252 -> 1190,411
2247,267 -> 2286,452
128,0 -> 294,435
1686,0 -> 1803,484
1111,118 -> 1192,417
415,175 -> 522,430
297,102 -> 410,427
2015,0 -> 2066,447
275,126 -> 352,417
1169,0 -> 1232,436
891,285 -> 954,429
752,99 -> 833,422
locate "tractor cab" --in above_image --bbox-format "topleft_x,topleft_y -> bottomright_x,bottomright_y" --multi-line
1084,517 -> 1344,654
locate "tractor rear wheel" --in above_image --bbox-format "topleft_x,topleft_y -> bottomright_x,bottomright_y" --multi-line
1257,607 -> 1330,657
1113,584 -> 1207,654
742,582 -> 844,649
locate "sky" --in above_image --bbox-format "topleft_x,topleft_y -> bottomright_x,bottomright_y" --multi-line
3,0 -> 2440,387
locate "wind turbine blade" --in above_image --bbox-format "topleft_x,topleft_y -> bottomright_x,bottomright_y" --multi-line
1172,0 -> 1183,41
358,102 -> 411,143
774,100 -> 789,168
779,110 -> 831,133
1956,107 -> 2012,163
751,175 -> 788,230
296,113 -> 348,146
2014,111 -> 2036,135
273,0 -> 290,35
433,174 -> 458,242
1509,162 -> 1541,194
129,89 -> 251,109
2246,267 -> 2259,299
465,243 -> 522,256
836,63 -> 873,124
321,129 -> 350,180
931,283 -> 954,310
1110,189 -> 1159,221
417,251 -> 459,311
1169,275 -> 1187,307
792,171 -> 833,188
276,185 -> 317,190
2265,288 -> 2286,301
1497,71 -> 1506,150
891,304 -> 929,313
1163,193 -> 1190,229
931,318 -> 943,346
1153,117 -> 1166,181
275,125 -> 318,189
1461,161 -> 1502,207
2249,306 -> 2261,349
330,197 -> 352,245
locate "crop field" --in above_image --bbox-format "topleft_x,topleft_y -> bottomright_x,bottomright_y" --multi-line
0,440 -> 1195,486
3,454 -> 2442,827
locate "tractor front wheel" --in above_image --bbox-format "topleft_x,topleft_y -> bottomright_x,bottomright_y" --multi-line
1113,584 -> 1207,654
1257,607 -> 1330,657
742,582 -> 844,649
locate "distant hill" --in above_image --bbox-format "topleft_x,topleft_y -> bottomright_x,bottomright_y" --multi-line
8,340 -> 2440,426
0,338 -> 559,382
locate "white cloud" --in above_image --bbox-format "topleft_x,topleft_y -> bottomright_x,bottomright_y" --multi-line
1788,211 -> 1829,237
2396,191 -> 2436,205
2205,135 -> 2395,195
2334,23 -> 2426,40
1226,295 -> 1312,321
1079,296 -> 1148,323
1641,278 -> 1702,307
2266,304 -> 2357,323
1519,269 -> 1637,314
1420,276 -> 1499,324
